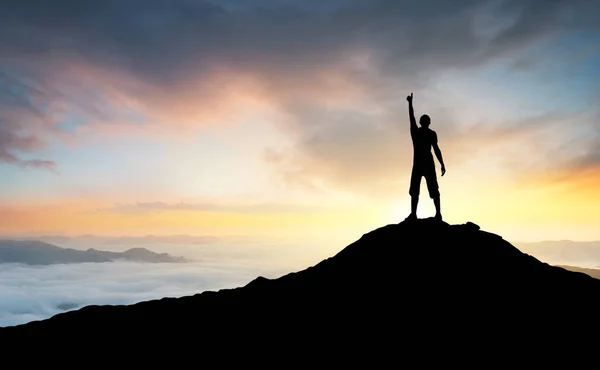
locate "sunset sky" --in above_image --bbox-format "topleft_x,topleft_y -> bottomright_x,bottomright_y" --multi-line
1,0 -> 599,246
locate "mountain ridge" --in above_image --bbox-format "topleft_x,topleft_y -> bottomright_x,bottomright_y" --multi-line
0,239 -> 187,264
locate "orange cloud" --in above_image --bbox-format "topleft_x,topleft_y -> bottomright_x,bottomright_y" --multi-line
4,51 -> 380,155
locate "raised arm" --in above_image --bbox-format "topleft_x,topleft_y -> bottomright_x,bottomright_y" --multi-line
407,93 -> 418,137
432,132 -> 446,176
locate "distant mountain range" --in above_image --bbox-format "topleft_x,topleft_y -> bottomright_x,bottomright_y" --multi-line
0,239 -> 187,265
515,240 -> 600,268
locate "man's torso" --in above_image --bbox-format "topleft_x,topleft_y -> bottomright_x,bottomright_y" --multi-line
412,127 -> 436,170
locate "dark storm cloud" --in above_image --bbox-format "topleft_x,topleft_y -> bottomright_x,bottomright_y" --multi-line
0,0 -> 596,173
0,0 -> 588,94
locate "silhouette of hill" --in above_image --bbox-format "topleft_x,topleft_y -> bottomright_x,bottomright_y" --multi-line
1,218 -> 599,353
0,239 -> 187,264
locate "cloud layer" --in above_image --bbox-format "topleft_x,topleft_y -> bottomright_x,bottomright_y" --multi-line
0,249 -> 298,327
0,233 -> 342,327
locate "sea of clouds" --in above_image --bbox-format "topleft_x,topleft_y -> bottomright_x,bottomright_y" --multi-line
0,238 -> 335,328
0,262 -> 263,326
0,260 -> 290,328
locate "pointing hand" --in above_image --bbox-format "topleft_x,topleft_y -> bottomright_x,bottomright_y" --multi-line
406,93 -> 413,102
441,165 -> 446,176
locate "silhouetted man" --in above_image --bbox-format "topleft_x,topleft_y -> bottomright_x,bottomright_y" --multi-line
406,93 -> 446,221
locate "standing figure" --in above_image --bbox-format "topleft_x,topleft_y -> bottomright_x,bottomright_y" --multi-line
406,93 -> 446,221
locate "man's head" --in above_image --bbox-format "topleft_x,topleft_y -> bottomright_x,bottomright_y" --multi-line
419,114 -> 431,128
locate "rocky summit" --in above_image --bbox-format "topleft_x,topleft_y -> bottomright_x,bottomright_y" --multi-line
1,218 -> 599,358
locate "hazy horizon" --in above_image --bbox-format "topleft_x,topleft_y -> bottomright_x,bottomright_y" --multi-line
5,230 -> 600,266
4,230 -> 600,241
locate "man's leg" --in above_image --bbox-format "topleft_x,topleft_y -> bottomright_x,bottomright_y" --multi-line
411,195 -> 419,217
408,169 -> 421,219
433,196 -> 441,219
425,171 -> 441,220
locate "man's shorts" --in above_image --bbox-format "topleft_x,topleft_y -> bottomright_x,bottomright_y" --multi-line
409,167 -> 439,199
